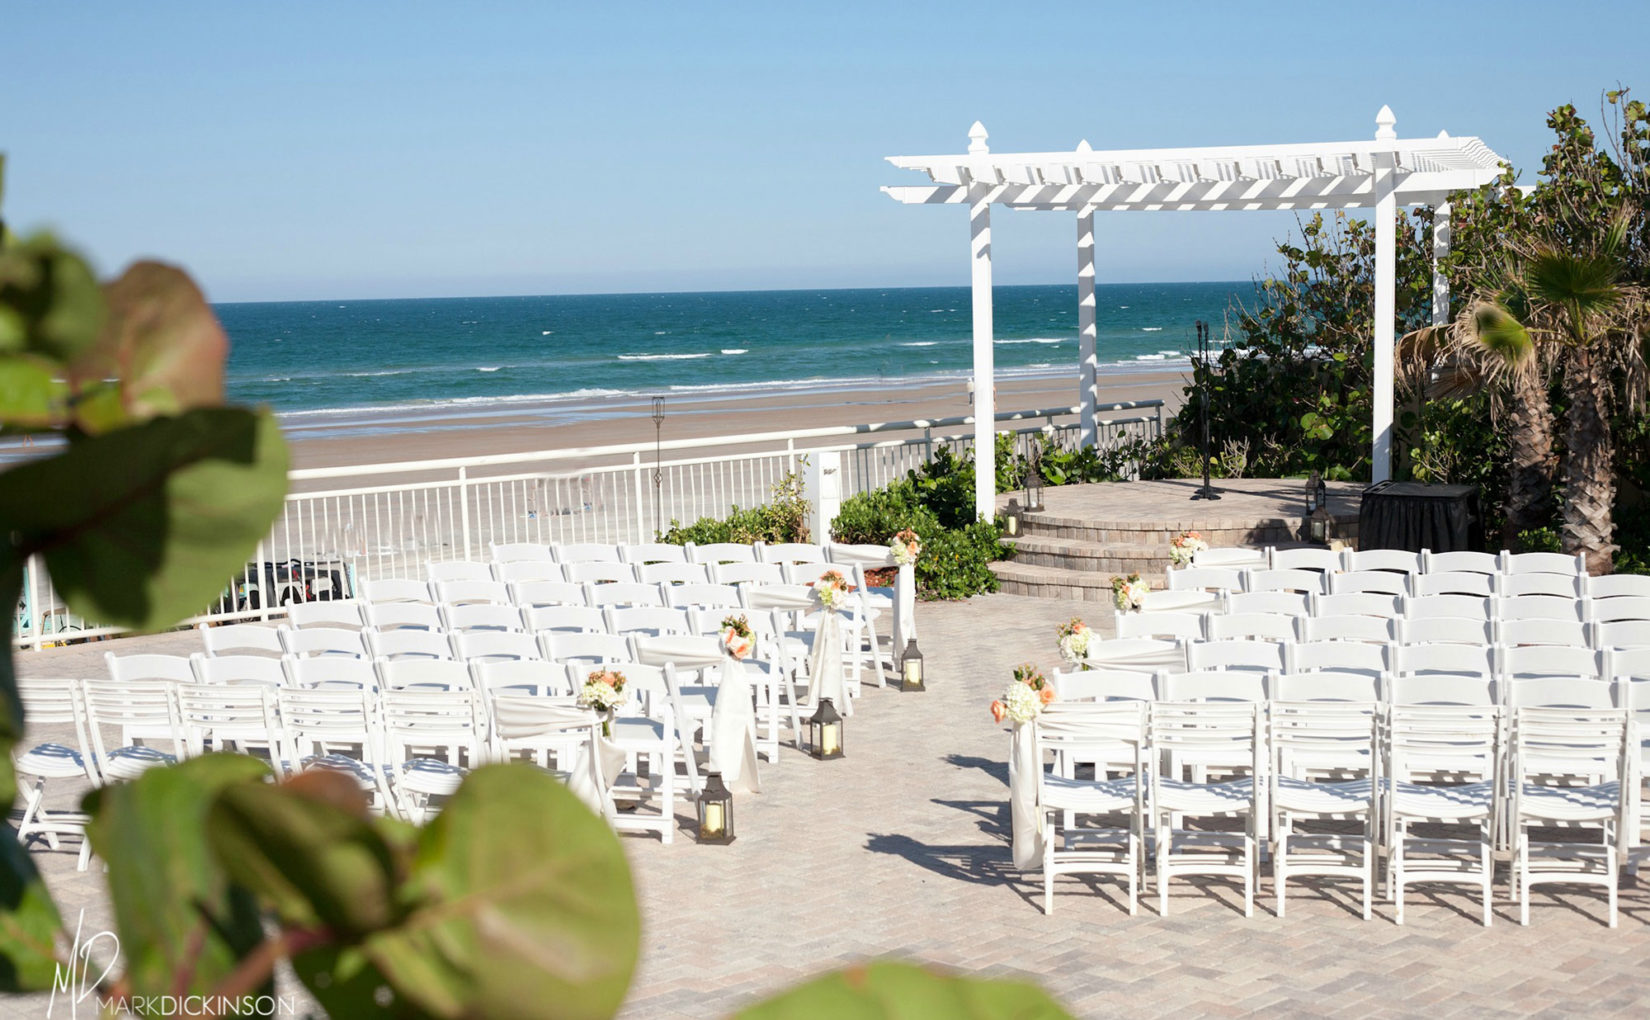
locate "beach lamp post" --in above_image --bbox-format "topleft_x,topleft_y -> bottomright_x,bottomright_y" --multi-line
1191,320 -> 1222,501
650,396 -> 666,538
1024,446 -> 1045,513
900,637 -> 926,692
807,698 -> 845,760
695,770 -> 735,844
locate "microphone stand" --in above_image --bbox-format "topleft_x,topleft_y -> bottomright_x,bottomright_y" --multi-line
1190,319 -> 1221,501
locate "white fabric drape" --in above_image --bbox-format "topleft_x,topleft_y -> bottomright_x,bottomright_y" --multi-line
707,656 -> 761,794
806,609 -> 850,715
1008,722 -> 1043,870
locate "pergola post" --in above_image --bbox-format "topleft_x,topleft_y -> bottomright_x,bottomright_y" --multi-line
967,121 -> 996,521
1371,105 -> 1398,484
1076,199 -> 1098,448
1432,201 -> 1452,325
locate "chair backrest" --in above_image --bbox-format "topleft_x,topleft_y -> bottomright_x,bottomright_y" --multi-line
604,606 -> 690,637
1597,620 -> 1650,650
439,603 -> 525,633
825,542 -> 893,568
1328,570 -> 1408,597
1343,548 -> 1421,574
1166,566 -> 1243,593
15,677 -> 84,729
1402,594 -> 1492,622
1034,701 -> 1146,772
1590,596 -> 1650,624
275,686 -> 378,760
1141,588 -> 1225,613
542,632 -> 633,664
689,542 -> 759,565
1190,547 -> 1267,569
1115,611 -> 1204,642
1511,707 -> 1625,782
665,582 -> 743,611
1206,612 -> 1297,643
490,542 -> 554,564
377,657 -> 471,691
1270,671 -> 1381,702
1589,575 -> 1650,601
485,696 -> 604,783
1423,550 -> 1501,575
1604,646 -> 1650,680
191,653 -> 286,688
1387,672 -> 1497,706
1269,547 -> 1341,572
359,578 -> 434,604
1270,700 -> 1378,775
281,655 -> 376,690
198,623 -> 284,657
1506,676 -> 1613,709
491,560 -> 566,584
106,652 -> 195,684
379,688 -> 485,765
1185,639 -> 1285,673
522,605 -> 606,634
1501,551 -> 1586,576
1495,617 -> 1590,649
1226,591 -> 1310,616
1409,571 -> 1495,598
1158,670 -> 1267,703
1311,592 -> 1401,619
1391,642 -> 1494,678
739,583 -> 815,612
585,581 -> 665,608
1394,616 -> 1494,647
80,677 -> 182,757
433,579 -> 512,606
552,543 -> 621,565
470,659 -> 573,697
1244,568 -> 1325,595
1497,595 -> 1585,623
1286,640 -> 1387,675
636,562 -> 710,586
363,602 -> 444,632
620,543 -> 688,565
571,660 -> 671,717
1387,703 -> 1500,776
279,626 -> 370,659
426,561 -> 494,584
1149,700 -> 1261,772
712,562 -> 785,586
1501,643 -> 1601,679
175,683 -> 280,761
364,627 -> 454,661
562,561 -> 636,585
451,630 -> 543,663
284,600 -> 364,630
1497,573 -> 1583,600
1084,637 -> 1183,669
759,543 -> 829,566
509,580 -> 589,609
1297,614 -> 1393,644
1048,668 -> 1156,702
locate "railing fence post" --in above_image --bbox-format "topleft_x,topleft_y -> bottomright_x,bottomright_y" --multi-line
458,466 -> 472,560
633,452 -> 648,544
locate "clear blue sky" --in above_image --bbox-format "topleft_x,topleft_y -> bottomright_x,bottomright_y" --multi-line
4,1 -> 1645,302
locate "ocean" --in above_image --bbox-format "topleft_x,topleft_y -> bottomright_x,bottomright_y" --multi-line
217,282 -> 1251,427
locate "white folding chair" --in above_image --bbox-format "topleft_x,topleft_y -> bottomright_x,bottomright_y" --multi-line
1384,704 -> 1501,926
198,623 -> 284,657
1311,592 -> 1401,619
586,581 -> 665,609
1270,548 -> 1341,572
281,655 -> 376,691
1597,620 -> 1650,650
1389,644 -> 1497,706
711,562 -> 785,586
490,542 -> 554,564
376,658 -> 472,692
275,686 -> 396,814
1115,611 -> 1203,642
1270,700 -> 1379,919
1244,568 -> 1325,595
451,630 -> 543,663
604,606 -> 690,638
1344,549 -> 1420,574
363,602 -> 444,632
1186,640 -> 1285,674
484,695 -> 613,820
1506,675 -> 1613,709
1501,551 -> 1586,577
1227,591 -> 1310,616
542,632 -> 633,665
509,580 -> 589,609
1497,618 -> 1591,649
1589,575 -> 1650,601
1049,668 -> 1156,703
1190,547 -> 1267,569
1139,588 -> 1226,613
286,600 -> 365,630
1395,616 -> 1494,648
1037,702 -> 1148,915
563,561 -> 637,585
759,543 -> 829,566
1207,613 -> 1297,643
365,627 -> 455,661
636,562 -> 710,586
621,543 -> 688,565
665,582 -> 743,612
1501,644 -> 1602,681
491,560 -> 565,584
433,579 -> 512,606
599,661 -> 682,843
358,578 -> 435,604
1424,550 -> 1502,575
1508,708 -> 1628,927
1085,637 -> 1185,672
523,605 -> 606,634
1159,670 -> 1267,703
1403,594 -> 1493,621
1499,595 -> 1586,624
1411,571 -> 1497,598
279,626 -> 369,659
190,653 -> 287,689
1271,671 -> 1382,702
175,682 -> 281,766
1590,596 -> 1650,624
1498,573 -> 1584,600
1329,571 -> 1409,597
1166,566 -> 1243,594
470,658 -> 573,697
690,542 -> 760,565
379,688 -> 486,823
1286,640 -> 1387,677
552,542 -> 622,565
79,678 -> 183,783
13,679 -> 97,868
105,652 -> 194,685
1298,615 -> 1394,644
439,603 -> 525,633
427,561 -> 495,584
1150,701 -> 1263,917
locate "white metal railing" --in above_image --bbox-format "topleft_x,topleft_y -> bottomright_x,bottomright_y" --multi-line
13,400 -> 1163,648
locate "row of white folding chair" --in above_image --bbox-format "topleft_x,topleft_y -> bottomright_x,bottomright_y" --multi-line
490,540 -> 849,568
1124,608 -> 1650,652
1192,547 -> 1597,579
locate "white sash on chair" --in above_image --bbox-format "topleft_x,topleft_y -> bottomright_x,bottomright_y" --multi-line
806,609 -> 851,715
1008,722 -> 1044,870
707,657 -> 761,793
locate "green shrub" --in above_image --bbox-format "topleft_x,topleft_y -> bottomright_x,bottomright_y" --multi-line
660,471 -> 810,544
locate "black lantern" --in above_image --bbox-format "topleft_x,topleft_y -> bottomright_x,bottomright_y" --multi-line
807,698 -> 844,759
900,637 -> 925,692
1304,471 -> 1333,544
1024,447 -> 1045,512
1003,498 -> 1023,537
1304,471 -> 1321,515
695,770 -> 734,844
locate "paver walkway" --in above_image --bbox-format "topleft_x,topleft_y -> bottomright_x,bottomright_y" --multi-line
8,594 -> 1650,1018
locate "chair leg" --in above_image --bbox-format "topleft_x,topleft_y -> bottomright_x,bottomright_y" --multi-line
1360,836 -> 1373,921
1157,818 -> 1171,917
1042,817 -> 1055,916
1127,828 -> 1139,917
1607,843 -> 1618,929
1243,831 -> 1255,919
1393,823 -> 1406,925
1275,829 -> 1287,919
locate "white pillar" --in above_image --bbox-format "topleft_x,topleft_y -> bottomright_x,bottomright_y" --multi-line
1077,203 -> 1098,447
1431,202 -> 1451,326
967,122 -> 996,521
1371,105 -> 1398,484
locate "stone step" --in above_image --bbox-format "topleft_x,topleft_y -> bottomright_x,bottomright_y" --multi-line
1018,511 -> 1322,547
1002,534 -> 1178,573
991,560 -> 1167,602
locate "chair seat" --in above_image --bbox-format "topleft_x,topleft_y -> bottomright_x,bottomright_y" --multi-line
16,743 -> 89,779
1156,777 -> 1255,814
398,757 -> 467,796
1388,780 -> 1495,820
102,746 -> 177,781
611,717 -> 668,745
1273,775 -> 1374,814
1517,781 -> 1621,822
1042,774 -> 1137,813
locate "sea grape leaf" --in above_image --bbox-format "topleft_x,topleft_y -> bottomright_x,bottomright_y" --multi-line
0,233 -> 105,363
82,754 -> 271,999
0,355 -> 68,430
292,764 -> 640,1020
208,770 -> 402,939
67,261 -> 227,431
0,407 -> 289,631
737,961 -> 1074,1020
0,827 -> 64,992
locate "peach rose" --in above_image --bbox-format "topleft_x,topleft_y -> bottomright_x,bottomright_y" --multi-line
990,700 -> 1006,724
723,630 -> 754,660
1038,686 -> 1056,705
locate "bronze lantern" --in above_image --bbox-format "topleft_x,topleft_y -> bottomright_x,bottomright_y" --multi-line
1003,497 -> 1023,537
900,637 -> 925,692
1024,448 -> 1045,512
807,698 -> 845,760
695,770 -> 734,844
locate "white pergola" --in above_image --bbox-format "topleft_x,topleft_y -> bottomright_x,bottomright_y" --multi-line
883,107 -> 1508,519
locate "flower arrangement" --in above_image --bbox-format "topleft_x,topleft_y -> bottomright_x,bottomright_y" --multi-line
580,669 -> 628,735
1055,618 -> 1092,665
720,614 -> 755,660
1169,530 -> 1209,567
1111,572 -> 1149,612
812,568 -> 854,611
990,663 -> 1055,725
889,527 -> 923,566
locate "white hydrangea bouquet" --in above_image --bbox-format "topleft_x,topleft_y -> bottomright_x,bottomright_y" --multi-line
990,663 -> 1054,725
580,668 -> 629,735
1111,572 -> 1149,612
1056,617 -> 1092,666
1169,530 -> 1209,567
811,568 -> 854,611
889,527 -> 922,566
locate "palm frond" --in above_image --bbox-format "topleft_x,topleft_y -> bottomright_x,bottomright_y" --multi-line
1524,250 -> 1625,322
1468,301 -> 1536,367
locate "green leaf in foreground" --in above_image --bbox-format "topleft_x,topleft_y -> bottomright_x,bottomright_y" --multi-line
0,407 -> 289,631
0,825 -> 65,991
292,764 -> 640,1020
737,961 -> 1074,1020
83,754 -> 271,998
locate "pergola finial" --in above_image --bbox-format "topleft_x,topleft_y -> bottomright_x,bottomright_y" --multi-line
968,121 -> 989,155
1375,105 -> 1397,141
1075,139 -> 1092,153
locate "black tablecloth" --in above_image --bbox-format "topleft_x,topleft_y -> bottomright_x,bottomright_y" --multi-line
1359,482 -> 1482,553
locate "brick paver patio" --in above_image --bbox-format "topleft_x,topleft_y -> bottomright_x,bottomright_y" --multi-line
8,593 -> 1650,1018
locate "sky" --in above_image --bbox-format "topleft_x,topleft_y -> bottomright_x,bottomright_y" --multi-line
4,1 -> 1647,303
